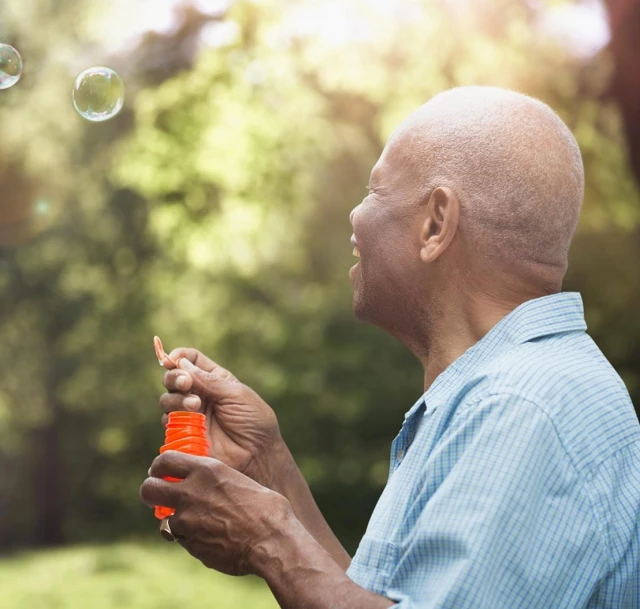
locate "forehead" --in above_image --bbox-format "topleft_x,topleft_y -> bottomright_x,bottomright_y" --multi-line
370,132 -> 419,190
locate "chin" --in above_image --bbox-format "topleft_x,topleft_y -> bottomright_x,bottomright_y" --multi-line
351,265 -> 390,325
352,286 -> 380,324
351,282 -> 370,322
352,298 -> 368,322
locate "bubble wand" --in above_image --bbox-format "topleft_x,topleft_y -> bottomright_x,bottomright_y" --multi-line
152,336 -> 210,541
154,335 -> 178,368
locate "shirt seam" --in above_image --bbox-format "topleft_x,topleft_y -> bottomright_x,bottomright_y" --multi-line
453,389 -> 614,572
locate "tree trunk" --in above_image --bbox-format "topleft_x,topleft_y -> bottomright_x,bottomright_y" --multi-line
33,396 -> 65,546
607,0 -> 640,186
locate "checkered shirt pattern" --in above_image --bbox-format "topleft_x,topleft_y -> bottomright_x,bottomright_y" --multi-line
346,292 -> 640,608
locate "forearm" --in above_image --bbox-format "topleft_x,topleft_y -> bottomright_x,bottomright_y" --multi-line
253,512 -> 395,609
268,440 -> 352,571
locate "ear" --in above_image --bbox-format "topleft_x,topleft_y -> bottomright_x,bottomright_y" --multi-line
419,186 -> 460,263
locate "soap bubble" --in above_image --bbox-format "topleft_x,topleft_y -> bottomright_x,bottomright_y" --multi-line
72,67 -> 124,122
0,44 -> 23,90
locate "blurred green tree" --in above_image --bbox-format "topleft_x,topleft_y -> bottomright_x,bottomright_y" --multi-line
0,0 -> 219,547
114,0 -> 640,551
0,0 -> 638,553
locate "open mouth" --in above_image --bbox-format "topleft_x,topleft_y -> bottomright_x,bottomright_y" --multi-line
351,235 -> 360,258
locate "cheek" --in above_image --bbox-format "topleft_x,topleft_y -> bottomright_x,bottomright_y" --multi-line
363,229 -> 415,291
354,200 -> 415,276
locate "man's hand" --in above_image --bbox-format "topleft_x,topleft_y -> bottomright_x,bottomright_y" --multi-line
159,348 -> 284,488
139,451 -> 291,576
139,451 -> 394,609
157,346 -> 352,571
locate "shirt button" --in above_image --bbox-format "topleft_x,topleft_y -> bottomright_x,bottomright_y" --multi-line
397,448 -> 404,461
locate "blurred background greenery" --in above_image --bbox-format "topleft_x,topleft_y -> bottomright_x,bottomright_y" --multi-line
0,0 -> 639,606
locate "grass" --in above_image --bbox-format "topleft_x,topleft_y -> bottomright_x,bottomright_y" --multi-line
0,540 -> 280,609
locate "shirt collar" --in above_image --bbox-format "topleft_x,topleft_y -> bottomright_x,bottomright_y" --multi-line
404,292 -> 586,421
499,291 -> 586,344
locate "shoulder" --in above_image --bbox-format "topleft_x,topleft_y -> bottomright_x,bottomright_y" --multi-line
455,333 -> 639,473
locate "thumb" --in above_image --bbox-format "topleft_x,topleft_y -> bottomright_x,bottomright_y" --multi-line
176,357 -> 239,400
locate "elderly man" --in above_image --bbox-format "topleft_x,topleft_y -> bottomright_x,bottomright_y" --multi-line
140,86 -> 640,608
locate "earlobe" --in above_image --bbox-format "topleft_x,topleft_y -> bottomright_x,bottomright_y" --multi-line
419,186 -> 460,263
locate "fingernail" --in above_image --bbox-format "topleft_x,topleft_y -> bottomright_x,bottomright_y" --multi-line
179,359 -> 196,372
184,397 -> 199,410
147,467 -> 152,476
175,375 -> 187,390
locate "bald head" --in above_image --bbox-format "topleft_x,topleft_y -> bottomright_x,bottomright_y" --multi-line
387,86 -> 584,275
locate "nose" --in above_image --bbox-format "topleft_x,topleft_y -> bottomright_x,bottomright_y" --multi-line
349,204 -> 359,225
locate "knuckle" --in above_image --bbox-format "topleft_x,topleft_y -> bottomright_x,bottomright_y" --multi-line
180,484 -> 199,508
162,370 -> 173,388
205,459 -> 223,481
151,452 -> 167,472
164,369 -> 189,391
205,371 -> 219,383
190,459 -> 214,485
160,392 -> 186,414
139,479 -> 155,503
207,457 -> 221,471
220,369 -> 236,382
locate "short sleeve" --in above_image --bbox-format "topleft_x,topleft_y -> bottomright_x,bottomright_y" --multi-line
386,393 -> 607,609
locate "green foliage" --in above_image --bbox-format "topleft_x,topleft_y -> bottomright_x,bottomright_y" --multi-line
0,0 -> 638,556
0,542 -> 278,609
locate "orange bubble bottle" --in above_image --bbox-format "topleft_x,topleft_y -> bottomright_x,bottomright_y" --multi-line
154,411 -> 210,519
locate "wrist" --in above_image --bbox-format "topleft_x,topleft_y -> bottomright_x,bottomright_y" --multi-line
248,506 -> 372,609
249,498 -> 305,579
259,437 -> 298,494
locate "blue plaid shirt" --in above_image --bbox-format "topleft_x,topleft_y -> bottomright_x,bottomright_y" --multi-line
347,292 -> 640,608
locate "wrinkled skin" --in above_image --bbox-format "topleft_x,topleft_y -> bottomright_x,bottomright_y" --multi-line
140,450 -> 292,576
159,348 -> 283,488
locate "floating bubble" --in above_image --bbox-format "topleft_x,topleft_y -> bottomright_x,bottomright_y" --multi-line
72,67 -> 124,122
0,44 -> 23,90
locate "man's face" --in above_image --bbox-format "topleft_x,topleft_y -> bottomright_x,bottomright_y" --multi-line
349,142 -> 424,330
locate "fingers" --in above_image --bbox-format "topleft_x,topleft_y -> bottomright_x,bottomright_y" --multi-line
160,391 -> 202,415
139,476 -> 182,509
160,369 -> 202,424
177,358 -> 240,401
161,348 -> 240,402
149,451 -> 210,480
166,348 -> 218,373
163,369 -> 194,392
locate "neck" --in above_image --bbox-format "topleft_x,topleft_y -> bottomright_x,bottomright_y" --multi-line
373,261 -> 563,392
413,261 -> 563,390
415,284 -> 558,391
418,295 -> 515,391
